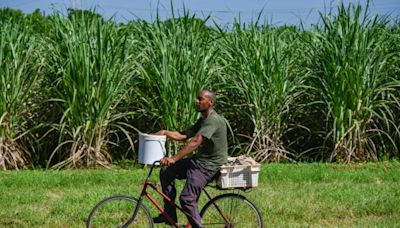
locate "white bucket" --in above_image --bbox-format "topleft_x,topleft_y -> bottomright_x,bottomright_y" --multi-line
138,133 -> 166,165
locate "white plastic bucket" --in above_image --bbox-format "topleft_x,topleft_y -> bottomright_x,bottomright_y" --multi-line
138,133 -> 166,165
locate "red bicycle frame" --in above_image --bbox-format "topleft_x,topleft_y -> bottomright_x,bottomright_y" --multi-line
130,161 -> 231,228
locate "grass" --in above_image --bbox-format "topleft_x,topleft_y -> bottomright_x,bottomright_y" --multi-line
0,161 -> 399,227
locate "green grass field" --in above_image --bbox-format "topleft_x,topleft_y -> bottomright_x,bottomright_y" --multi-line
0,161 -> 399,227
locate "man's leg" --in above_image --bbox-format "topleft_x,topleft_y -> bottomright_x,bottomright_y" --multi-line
179,159 -> 217,228
158,158 -> 191,222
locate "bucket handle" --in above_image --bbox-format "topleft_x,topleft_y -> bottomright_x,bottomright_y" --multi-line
158,140 -> 167,156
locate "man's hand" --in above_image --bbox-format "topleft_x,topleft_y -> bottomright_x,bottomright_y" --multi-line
160,157 -> 176,166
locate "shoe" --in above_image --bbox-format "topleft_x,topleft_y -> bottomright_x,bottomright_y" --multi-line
152,214 -> 177,224
152,214 -> 167,223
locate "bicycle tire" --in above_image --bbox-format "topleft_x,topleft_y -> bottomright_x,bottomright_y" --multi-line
86,195 -> 154,228
200,193 -> 263,228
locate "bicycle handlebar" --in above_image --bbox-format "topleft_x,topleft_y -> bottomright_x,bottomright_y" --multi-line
145,160 -> 161,179
152,160 -> 161,166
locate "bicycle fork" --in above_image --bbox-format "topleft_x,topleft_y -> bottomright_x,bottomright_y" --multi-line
130,179 -> 184,228
123,181 -> 151,227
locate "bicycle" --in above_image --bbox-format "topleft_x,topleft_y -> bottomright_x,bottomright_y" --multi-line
86,160 -> 263,227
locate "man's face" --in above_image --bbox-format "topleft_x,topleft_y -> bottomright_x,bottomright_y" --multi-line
195,91 -> 212,112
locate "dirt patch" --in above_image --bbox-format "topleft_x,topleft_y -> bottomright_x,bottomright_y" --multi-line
47,191 -> 64,201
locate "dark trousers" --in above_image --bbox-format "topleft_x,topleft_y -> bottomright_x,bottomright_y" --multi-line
160,157 -> 217,228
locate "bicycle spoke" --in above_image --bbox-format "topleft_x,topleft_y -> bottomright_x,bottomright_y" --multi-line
200,194 -> 263,227
87,195 -> 153,228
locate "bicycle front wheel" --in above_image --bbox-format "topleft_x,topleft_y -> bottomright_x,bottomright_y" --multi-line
86,195 -> 153,228
200,193 -> 263,227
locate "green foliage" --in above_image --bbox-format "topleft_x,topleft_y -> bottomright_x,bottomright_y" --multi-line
0,7 -> 24,23
217,22 -> 305,162
0,8 -> 50,35
67,8 -> 104,22
25,9 -> 51,35
133,12 -> 219,153
0,21 -> 44,170
45,12 -> 138,168
304,2 -> 400,162
0,2 -> 399,167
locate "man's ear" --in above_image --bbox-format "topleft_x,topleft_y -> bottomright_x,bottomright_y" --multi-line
208,98 -> 214,107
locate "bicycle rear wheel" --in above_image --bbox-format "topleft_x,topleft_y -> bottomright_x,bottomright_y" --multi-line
86,195 -> 153,228
200,193 -> 263,227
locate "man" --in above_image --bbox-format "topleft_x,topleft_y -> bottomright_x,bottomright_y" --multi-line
153,90 -> 228,228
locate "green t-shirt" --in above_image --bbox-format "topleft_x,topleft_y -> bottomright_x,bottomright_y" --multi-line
188,111 -> 228,171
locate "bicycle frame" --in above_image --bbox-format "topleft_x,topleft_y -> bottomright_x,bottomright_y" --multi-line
129,161 -> 231,228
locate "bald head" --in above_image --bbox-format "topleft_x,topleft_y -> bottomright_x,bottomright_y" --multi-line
201,90 -> 216,107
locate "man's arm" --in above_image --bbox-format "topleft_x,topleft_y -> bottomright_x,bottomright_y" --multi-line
154,130 -> 188,141
160,134 -> 203,166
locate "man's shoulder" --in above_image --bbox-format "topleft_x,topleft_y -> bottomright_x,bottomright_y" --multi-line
206,111 -> 227,127
206,111 -> 222,121
211,111 -> 224,118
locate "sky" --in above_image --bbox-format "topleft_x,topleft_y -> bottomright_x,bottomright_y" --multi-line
1,0 -> 399,27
